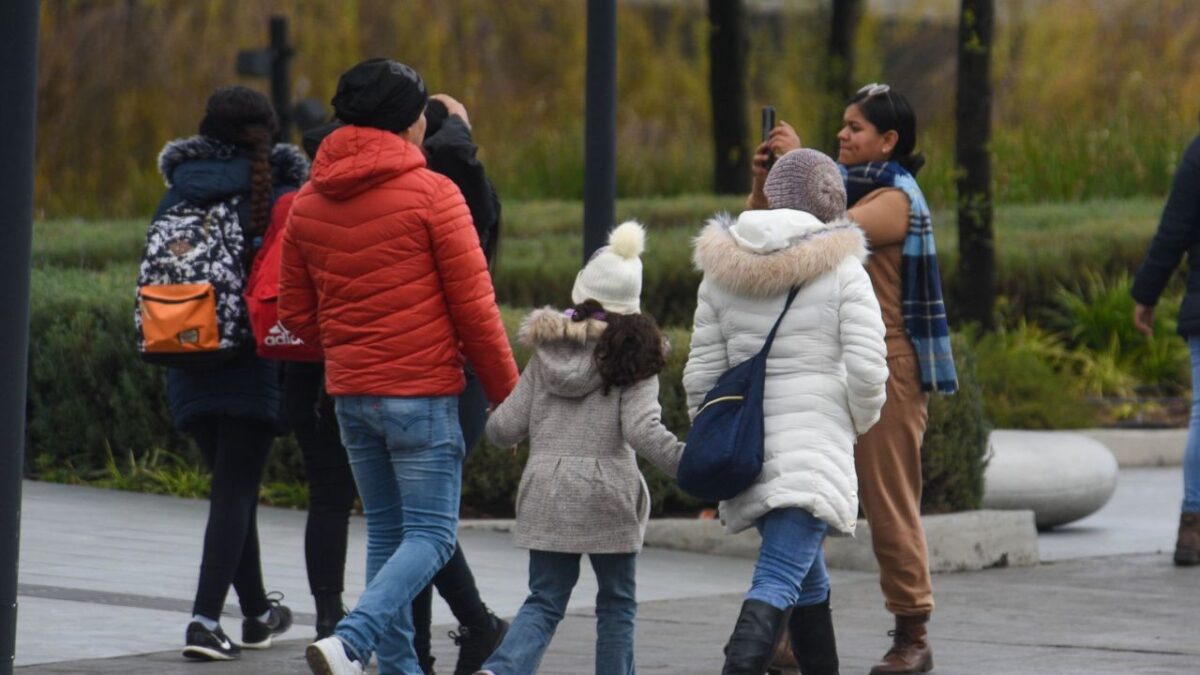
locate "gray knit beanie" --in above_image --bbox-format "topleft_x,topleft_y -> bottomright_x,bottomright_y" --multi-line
763,149 -> 847,223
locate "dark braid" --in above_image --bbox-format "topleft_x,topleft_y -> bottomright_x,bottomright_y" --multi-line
570,300 -> 667,394
244,125 -> 274,238
197,85 -> 279,239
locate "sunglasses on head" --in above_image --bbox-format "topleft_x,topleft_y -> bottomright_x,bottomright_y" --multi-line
856,82 -> 899,120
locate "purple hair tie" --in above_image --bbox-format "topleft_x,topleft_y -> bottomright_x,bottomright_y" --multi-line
564,308 -> 606,321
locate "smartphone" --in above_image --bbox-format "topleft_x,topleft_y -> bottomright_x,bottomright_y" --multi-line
761,106 -> 776,142
761,106 -> 777,168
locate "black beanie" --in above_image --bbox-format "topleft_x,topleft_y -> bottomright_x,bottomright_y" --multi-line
331,58 -> 427,133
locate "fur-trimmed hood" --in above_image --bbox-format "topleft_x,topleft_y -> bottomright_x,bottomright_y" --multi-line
693,210 -> 868,298
158,135 -> 309,189
518,308 -> 607,398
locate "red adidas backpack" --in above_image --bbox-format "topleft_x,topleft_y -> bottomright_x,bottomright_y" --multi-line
245,191 -> 324,361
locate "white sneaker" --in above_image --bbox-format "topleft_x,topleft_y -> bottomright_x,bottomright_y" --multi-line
305,636 -> 364,675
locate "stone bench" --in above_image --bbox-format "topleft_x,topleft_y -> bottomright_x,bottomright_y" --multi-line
983,430 -> 1119,529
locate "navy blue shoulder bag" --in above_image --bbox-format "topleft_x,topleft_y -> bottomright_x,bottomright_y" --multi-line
677,286 -> 800,502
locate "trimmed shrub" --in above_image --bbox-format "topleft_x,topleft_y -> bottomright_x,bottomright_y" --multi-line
921,335 -> 991,514
26,264 -> 189,469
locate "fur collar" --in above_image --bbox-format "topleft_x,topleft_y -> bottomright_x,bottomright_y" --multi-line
518,307 -> 608,348
158,135 -> 309,188
693,212 -> 868,298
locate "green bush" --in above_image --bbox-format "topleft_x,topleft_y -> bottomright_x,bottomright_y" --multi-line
970,323 -> 1099,429
26,264 -> 189,468
921,335 -> 991,514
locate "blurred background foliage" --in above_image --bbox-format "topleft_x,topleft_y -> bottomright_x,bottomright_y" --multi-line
35,0 -> 1200,217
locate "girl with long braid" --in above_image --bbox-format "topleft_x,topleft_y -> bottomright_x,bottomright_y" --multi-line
152,86 -> 309,661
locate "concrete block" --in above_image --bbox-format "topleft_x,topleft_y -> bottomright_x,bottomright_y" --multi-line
1080,428 -> 1186,468
638,509 -> 1040,572
984,430 -> 1119,528
824,510 -> 1039,572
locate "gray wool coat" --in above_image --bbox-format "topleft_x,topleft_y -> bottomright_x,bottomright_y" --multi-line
485,308 -> 684,554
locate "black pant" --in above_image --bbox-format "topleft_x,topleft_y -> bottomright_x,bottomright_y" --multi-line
190,415 -> 275,620
284,362 -> 357,596
412,366 -> 491,658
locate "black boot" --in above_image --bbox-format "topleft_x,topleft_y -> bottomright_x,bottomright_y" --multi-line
722,599 -> 787,675
313,592 -> 346,640
789,594 -> 839,675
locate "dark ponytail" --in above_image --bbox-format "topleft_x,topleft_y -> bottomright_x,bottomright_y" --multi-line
570,300 -> 667,394
848,87 -> 925,176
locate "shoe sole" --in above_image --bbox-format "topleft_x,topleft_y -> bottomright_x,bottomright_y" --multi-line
182,645 -> 238,661
240,635 -> 272,650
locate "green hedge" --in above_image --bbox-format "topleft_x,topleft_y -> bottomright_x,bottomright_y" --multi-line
30,260 -> 993,511
27,264 -> 988,515
32,196 -> 1167,327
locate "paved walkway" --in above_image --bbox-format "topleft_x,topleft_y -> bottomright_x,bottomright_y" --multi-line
13,467 -> 1199,674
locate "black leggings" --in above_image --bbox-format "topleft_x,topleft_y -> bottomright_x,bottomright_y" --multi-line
284,362 -> 358,596
189,415 -> 275,620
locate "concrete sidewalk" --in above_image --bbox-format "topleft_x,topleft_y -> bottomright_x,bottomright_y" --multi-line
13,467 -> 1199,674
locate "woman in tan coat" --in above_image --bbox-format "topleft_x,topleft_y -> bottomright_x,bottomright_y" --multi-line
751,84 -> 958,675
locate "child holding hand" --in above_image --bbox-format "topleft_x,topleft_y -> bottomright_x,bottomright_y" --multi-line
475,221 -> 683,675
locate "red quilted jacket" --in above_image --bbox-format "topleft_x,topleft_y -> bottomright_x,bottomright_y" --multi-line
278,125 -> 517,402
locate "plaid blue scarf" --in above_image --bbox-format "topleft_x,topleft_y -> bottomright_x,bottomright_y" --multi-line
842,161 -> 958,394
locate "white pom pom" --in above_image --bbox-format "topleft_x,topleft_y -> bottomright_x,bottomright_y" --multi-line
607,220 -> 646,260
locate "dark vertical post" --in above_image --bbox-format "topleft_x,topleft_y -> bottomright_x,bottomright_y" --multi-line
708,0 -> 749,194
824,0 -> 864,152
0,2 -> 39,673
955,0 -> 996,329
584,0 -> 617,262
269,16 -> 293,142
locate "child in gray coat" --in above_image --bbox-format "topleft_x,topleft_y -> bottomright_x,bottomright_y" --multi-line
476,221 -> 684,675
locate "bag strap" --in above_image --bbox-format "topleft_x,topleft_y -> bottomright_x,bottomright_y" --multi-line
758,286 -> 801,357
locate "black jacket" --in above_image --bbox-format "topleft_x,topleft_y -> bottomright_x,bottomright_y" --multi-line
423,115 -> 501,263
1133,136 -> 1200,336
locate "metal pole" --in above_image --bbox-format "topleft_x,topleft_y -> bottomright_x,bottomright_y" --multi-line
0,1 -> 39,672
583,0 -> 616,262
269,15 -> 293,142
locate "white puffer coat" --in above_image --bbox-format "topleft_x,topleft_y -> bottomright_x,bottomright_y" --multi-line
682,209 -> 888,536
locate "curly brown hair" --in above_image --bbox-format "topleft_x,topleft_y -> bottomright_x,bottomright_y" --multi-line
569,299 -> 667,394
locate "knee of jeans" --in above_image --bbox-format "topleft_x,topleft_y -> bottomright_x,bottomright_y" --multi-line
406,529 -> 457,568
594,597 -> 636,620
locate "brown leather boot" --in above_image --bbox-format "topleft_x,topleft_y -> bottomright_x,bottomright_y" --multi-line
1175,512 -> 1200,566
868,614 -> 933,674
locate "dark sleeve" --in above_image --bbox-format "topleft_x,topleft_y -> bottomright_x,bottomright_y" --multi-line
424,116 -> 500,255
1132,137 -> 1200,305
151,188 -> 182,221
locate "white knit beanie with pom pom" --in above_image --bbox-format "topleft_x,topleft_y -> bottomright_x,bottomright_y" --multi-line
571,220 -> 645,315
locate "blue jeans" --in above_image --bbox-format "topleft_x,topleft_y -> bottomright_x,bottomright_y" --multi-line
747,508 -> 830,610
1186,338 -> 1200,513
483,550 -> 637,675
333,396 -> 464,675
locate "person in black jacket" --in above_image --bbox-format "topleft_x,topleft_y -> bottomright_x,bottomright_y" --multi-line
1132,134 -> 1200,567
296,93 -> 507,675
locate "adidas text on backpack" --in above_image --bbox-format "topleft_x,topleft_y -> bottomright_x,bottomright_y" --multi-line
244,191 -> 323,362
135,197 -> 252,367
